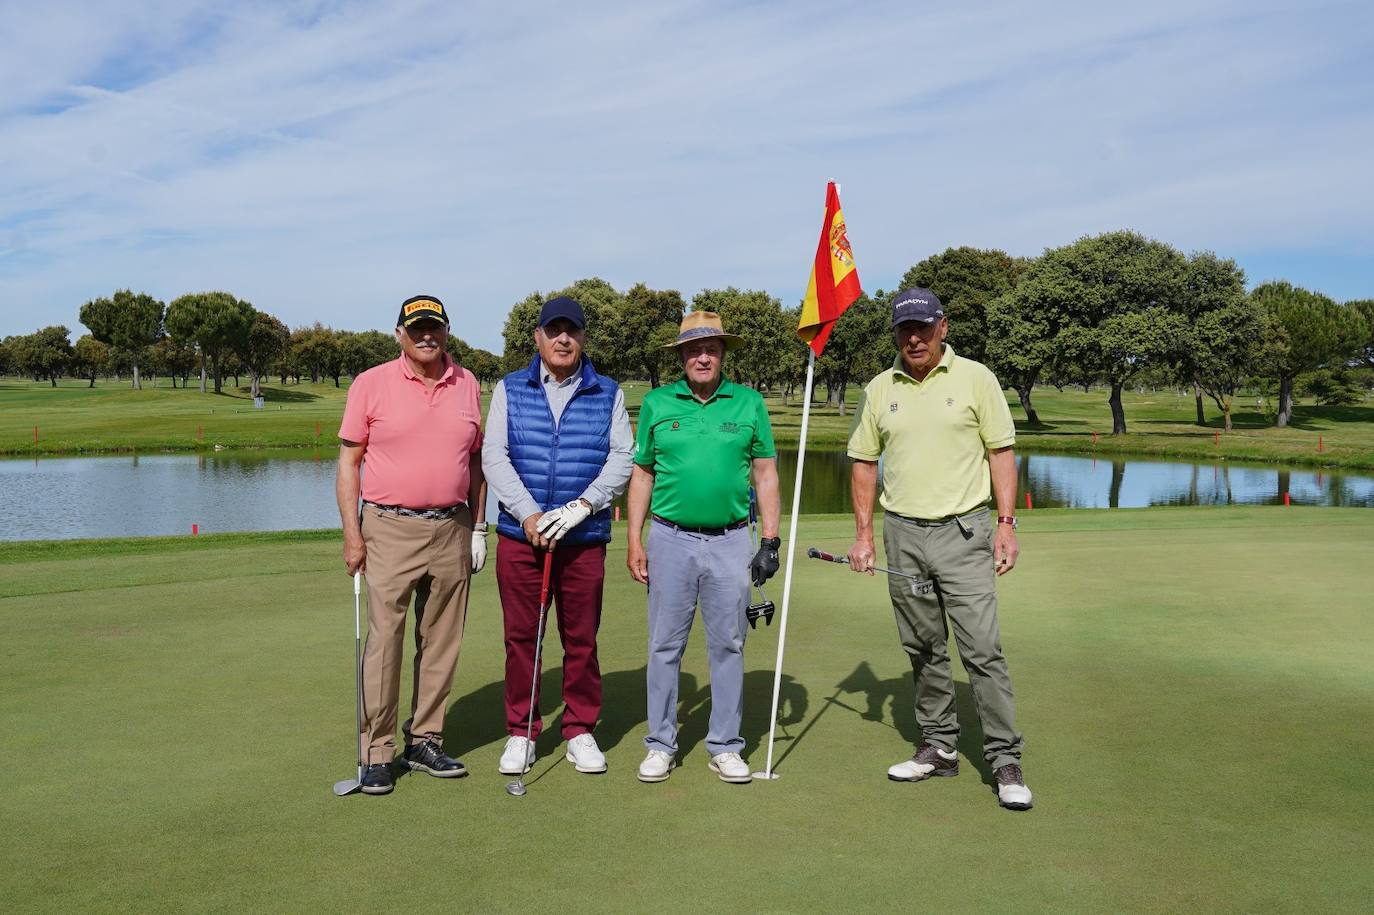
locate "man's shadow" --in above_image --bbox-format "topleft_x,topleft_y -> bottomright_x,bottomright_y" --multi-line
830,661 -> 995,785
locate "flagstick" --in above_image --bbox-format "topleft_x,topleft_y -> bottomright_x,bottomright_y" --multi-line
754,347 -> 816,780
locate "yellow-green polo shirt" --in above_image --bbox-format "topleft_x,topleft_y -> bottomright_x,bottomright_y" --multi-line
847,345 -> 1015,519
634,378 -> 776,528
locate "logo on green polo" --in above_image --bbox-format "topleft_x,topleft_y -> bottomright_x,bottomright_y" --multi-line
719,421 -> 740,435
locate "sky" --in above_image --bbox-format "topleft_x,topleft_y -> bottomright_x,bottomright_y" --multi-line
2,0 -> 1372,350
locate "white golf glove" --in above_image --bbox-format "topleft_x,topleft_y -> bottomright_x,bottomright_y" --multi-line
471,527 -> 488,573
536,500 -> 593,542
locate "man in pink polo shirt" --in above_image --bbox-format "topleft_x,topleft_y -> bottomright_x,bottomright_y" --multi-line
336,294 -> 487,796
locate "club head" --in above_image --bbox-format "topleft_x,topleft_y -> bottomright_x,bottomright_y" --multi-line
746,601 -> 776,628
332,778 -> 362,796
505,779 -> 527,797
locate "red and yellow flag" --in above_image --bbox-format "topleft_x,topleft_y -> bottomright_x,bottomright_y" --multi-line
797,181 -> 861,356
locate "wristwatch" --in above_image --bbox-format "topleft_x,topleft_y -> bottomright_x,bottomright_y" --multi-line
997,516 -> 1018,530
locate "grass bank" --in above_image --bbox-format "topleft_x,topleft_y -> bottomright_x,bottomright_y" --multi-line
2,378 -> 1372,470
3,508 -> 1372,911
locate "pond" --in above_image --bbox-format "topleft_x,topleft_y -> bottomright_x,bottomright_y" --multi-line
1,448 -> 1369,542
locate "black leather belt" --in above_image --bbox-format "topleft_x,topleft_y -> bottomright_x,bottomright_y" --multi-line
652,514 -> 748,536
364,501 -> 466,520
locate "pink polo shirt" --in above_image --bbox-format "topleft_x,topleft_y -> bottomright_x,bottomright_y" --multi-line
339,355 -> 483,509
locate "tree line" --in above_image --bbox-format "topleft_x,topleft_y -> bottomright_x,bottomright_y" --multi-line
5,229 -> 1372,432
0,290 -> 502,397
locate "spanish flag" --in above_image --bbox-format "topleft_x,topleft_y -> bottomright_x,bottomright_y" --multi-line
796,181 -> 862,356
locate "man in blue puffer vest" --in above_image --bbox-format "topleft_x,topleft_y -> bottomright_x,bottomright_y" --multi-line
482,296 -> 634,777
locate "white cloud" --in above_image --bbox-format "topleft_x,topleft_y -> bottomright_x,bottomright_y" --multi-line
1,0 -> 1371,345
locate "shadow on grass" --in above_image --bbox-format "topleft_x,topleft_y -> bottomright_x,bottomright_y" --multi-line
218,386 -> 321,403
779,660 -> 995,785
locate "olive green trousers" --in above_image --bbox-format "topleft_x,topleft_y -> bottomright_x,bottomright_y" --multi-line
882,509 -> 1023,770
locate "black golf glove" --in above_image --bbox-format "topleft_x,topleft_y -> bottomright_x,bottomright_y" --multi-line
751,537 -> 781,587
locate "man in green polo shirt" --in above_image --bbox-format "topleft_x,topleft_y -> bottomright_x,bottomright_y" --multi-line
626,311 -> 781,784
847,287 -> 1033,811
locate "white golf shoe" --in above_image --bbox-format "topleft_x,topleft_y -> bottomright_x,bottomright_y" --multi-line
708,752 -> 752,784
637,749 -> 675,783
565,733 -> 607,774
498,736 -> 536,775
994,763 -> 1034,811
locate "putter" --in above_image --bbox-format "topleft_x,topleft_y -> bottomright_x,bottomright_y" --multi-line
745,487 -> 776,629
332,570 -> 365,797
507,549 -> 554,798
806,547 -> 937,596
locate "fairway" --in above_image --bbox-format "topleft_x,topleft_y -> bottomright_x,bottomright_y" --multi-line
3,509 -> 1373,912
5,378 -> 1374,471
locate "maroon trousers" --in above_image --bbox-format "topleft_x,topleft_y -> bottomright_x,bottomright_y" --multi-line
496,535 -> 606,740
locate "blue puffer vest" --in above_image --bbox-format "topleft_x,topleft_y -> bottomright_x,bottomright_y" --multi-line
495,355 -> 618,546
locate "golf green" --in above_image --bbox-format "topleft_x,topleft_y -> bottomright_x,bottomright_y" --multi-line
3,508 -> 1372,912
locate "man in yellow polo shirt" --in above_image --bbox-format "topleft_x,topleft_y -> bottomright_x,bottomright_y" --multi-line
846,287 -> 1032,811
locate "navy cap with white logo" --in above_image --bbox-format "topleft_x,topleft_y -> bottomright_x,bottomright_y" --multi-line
538,296 -> 586,329
890,288 -> 945,328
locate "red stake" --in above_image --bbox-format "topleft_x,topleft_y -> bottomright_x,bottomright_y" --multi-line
315,422 -> 321,438
1214,430 -> 1220,445
192,523 -> 200,535
1317,435 -> 1324,452
1025,492 -> 1033,510
1283,493 -> 1290,507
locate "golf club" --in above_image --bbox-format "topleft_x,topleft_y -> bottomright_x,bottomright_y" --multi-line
745,487 -> 776,628
506,549 -> 554,798
806,547 -> 937,596
332,570 -> 365,797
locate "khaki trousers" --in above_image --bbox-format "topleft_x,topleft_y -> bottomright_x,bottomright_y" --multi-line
360,505 -> 472,764
883,509 -> 1023,770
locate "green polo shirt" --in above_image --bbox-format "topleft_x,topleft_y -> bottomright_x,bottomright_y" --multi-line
847,345 -> 1015,519
634,378 -> 776,528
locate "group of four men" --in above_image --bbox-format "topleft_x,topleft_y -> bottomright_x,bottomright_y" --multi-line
334,288 -> 1033,810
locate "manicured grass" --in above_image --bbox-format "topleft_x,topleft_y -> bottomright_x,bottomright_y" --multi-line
3,377 -> 1373,470
4,509 -> 1372,912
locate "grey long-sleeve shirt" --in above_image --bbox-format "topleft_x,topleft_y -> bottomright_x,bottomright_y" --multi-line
481,361 -> 634,524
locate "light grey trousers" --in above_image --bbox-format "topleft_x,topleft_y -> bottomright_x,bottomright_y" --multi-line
644,520 -> 751,756
883,509 -> 1024,770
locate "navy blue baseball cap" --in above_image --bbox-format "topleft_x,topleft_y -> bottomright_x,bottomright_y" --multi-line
890,288 -> 945,327
538,296 -> 586,329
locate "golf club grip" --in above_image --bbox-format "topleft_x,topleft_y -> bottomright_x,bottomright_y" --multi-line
807,547 -> 846,564
353,570 -> 360,595
539,550 -> 553,605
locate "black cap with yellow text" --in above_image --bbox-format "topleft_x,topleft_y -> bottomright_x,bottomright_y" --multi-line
397,295 -> 449,328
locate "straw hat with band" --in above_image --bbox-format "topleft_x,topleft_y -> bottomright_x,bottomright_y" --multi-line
663,311 -> 744,350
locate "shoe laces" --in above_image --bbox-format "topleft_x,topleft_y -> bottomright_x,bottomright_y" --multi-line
717,752 -> 743,766
997,763 -> 1024,785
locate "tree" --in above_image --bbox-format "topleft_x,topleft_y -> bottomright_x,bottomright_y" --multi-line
613,283 -> 686,387
900,247 -> 1028,364
15,326 -> 75,386
339,330 -> 395,379
72,335 -> 111,387
1349,299 -> 1374,369
79,289 -> 165,390
691,287 -> 790,389
1007,231 -> 1190,434
465,348 -> 502,389
148,335 -> 197,388
165,291 -> 254,394
1251,281 -> 1365,427
237,311 -> 289,398
286,324 -> 342,385
1176,252 -> 1255,430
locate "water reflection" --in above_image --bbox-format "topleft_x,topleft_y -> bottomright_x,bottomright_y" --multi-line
0,449 -> 1369,542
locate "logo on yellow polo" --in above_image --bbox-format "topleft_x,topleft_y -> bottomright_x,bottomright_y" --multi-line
404,300 -> 441,317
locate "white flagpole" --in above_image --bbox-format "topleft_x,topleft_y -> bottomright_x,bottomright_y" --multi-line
754,346 -> 816,779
